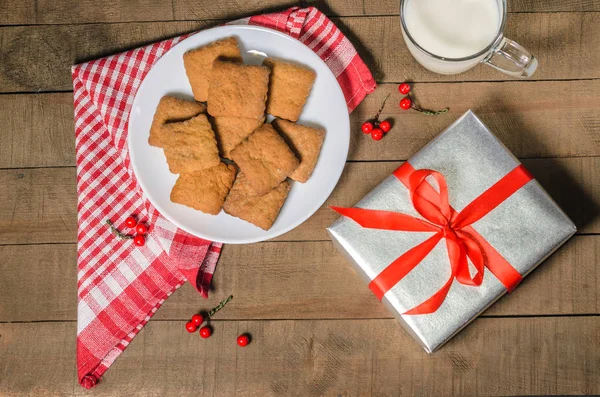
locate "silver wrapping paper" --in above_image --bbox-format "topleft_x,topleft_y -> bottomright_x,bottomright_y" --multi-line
327,110 -> 576,353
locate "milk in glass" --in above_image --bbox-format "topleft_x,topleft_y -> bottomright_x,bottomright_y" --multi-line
402,0 -> 502,74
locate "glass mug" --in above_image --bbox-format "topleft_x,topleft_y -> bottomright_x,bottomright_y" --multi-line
400,0 -> 537,77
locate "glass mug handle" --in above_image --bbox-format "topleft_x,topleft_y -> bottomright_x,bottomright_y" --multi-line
483,36 -> 538,78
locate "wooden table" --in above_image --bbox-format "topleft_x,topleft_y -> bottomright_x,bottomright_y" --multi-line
1,1 -> 599,395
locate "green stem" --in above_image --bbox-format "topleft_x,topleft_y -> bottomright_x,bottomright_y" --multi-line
207,295 -> 233,318
374,94 -> 390,121
106,219 -> 134,240
409,93 -> 449,115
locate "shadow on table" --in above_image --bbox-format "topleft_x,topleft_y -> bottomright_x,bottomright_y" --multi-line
329,16 -> 384,81
480,93 -> 599,232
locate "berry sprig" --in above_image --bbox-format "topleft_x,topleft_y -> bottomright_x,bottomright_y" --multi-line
106,216 -> 148,246
361,94 -> 392,141
106,220 -> 133,240
185,295 -> 234,334
185,295 -> 249,346
398,83 -> 449,115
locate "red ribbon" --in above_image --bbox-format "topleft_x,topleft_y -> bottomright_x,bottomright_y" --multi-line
332,162 -> 533,315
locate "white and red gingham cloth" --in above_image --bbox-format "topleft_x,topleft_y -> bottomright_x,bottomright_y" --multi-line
72,6 -> 376,389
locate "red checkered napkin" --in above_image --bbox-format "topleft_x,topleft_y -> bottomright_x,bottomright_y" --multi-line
72,6 -> 376,389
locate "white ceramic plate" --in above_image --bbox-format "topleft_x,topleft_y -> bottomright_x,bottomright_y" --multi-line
128,25 -> 350,244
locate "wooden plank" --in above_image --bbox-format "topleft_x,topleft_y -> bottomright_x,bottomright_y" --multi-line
0,93 -> 75,168
362,0 -> 600,15
32,0 -> 174,24
0,168 -> 77,245
2,318 -> 600,395
0,157 -> 597,245
0,21 -> 209,93
0,244 -> 77,321
164,235 -> 600,319
1,236 -> 597,322
349,81 -> 600,160
173,0 -> 324,21
0,0 -> 35,25
282,157 -> 600,240
335,13 -> 600,83
2,0 -> 599,25
3,82 -> 600,168
2,13 -> 600,92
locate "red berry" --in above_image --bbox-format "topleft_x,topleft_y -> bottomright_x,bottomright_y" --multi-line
398,83 -> 411,95
185,321 -> 197,333
199,326 -> 212,338
361,121 -> 374,134
135,223 -> 148,235
371,128 -> 384,141
125,216 -> 137,228
400,97 -> 412,110
237,334 -> 250,347
191,314 -> 204,326
133,235 -> 145,247
379,120 -> 391,133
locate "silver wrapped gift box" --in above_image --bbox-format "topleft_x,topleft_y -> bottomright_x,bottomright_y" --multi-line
327,110 -> 576,353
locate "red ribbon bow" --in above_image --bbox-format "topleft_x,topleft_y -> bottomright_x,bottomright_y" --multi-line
332,162 -> 533,315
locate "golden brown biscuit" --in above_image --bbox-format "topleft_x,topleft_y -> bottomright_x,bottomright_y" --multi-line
230,124 -> 299,196
161,114 -> 220,174
262,58 -> 316,122
149,96 -> 206,147
224,173 -> 291,230
207,60 -> 270,120
171,163 -> 237,215
212,116 -> 264,160
272,119 -> 325,183
183,37 -> 243,102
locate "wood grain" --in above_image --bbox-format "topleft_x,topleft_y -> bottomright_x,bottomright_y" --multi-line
0,244 -> 77,321
0,0 -> 35,25
509,0 -> 600,11
350,81 -> 600,160
33,0 -> 175,24
0,158 -> 596,245
336,13 -> 600,83
2,81 -> 599,168
173,0 -> 600,21
0,94 -> 75,168
2,318 -> 600,396
0,1 -> 598,395
0,21 -> 210,93
2,13 -> 600,92
360,0 -> 600,15
1,236 -> 597,322
284,157 -> 600,240
2,0 -> 599,25
162,235 -> 600,319
0,168 -> 76,245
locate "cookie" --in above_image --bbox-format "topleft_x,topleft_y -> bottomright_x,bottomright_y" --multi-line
212,116 -> 264,159
149,96 -> 206,148
223,173 -> 291,230
230,124 -> 299,196
272,119 -> 325,183
171,162 -> 237,215
183,37 -> 243,102
262,58 -> 316,122
161,114 -> 220,174
207,60 -> 270,120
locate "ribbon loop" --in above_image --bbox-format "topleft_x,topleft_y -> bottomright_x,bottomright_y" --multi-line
408,169 -> 452,226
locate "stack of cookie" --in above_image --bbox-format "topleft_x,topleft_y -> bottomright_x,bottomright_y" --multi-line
148,37 -> 326,231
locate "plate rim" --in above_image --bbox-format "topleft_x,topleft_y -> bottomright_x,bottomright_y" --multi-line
128,24 -> 350,244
